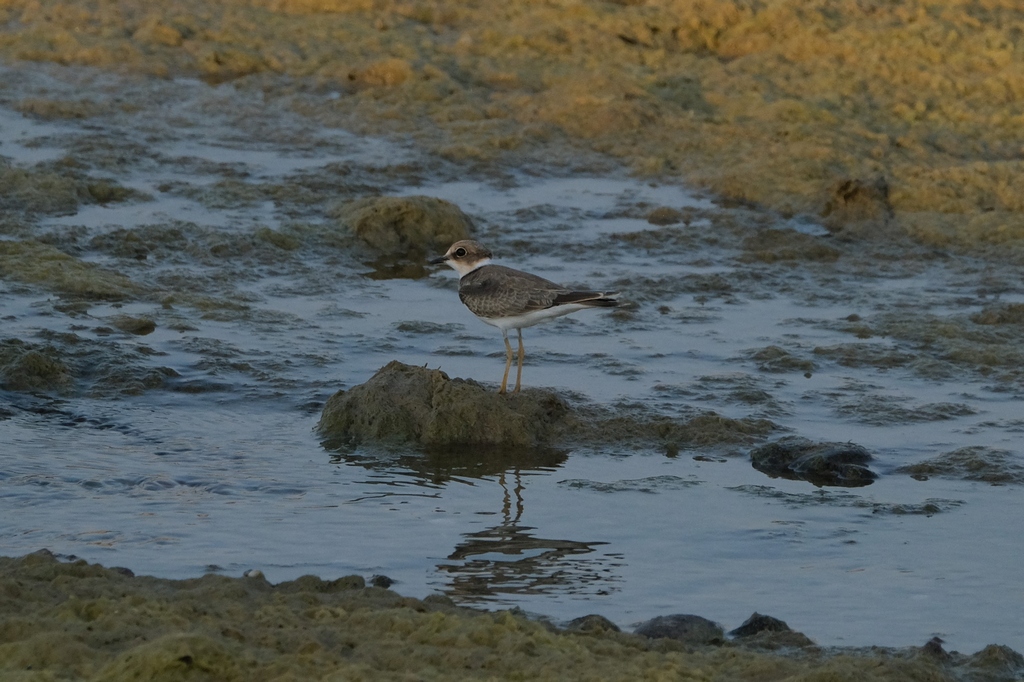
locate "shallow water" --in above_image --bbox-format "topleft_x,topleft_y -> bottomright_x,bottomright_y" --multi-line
1,64 -> 1023,654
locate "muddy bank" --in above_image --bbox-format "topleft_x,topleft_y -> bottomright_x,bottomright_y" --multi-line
2,0 -> 1024,256
3,550 -> 1021,681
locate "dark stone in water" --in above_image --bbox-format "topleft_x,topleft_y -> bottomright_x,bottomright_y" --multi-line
729,612 -> 791,638
750,436 -> 877,487
370,574 -> 395,588
633,614 -> 724,645
565,614 -> 620,634
729,613 -> 819,651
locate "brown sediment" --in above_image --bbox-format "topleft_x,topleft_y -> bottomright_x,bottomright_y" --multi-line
2,0 -> 1024,255
2,549 -> 1019,681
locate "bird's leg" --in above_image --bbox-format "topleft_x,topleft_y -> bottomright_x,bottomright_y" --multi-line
499,330 -> 514,394
513,328 -> 524,394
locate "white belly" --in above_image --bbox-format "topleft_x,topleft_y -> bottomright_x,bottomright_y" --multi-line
480,303 -> 595,331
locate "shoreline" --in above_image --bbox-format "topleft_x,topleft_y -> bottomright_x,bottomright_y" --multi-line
3,549 -> 1022,681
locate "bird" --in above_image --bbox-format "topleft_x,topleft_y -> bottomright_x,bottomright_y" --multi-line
430,239 -> 618,394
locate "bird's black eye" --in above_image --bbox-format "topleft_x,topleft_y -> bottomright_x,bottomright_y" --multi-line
454,247 -> 467,258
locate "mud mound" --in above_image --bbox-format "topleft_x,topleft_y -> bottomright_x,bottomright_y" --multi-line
331,195 -> 473,258
317,360 -> 573,449
319,362 -> 783,452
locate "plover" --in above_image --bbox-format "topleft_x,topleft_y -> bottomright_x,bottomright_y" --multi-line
431,240 -> 618,394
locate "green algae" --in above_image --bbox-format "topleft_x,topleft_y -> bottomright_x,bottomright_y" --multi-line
0,339 -> 75,394
0,334 -> 175,397
0,240 -> 140,299
1,550 -> 1019,681
318,360 -> 573,450
331,194 -> 474,258
318,361 -> 778,453
0,159 -> 148,215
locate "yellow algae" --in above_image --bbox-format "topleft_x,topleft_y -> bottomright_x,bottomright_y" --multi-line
0,1 -> 1023,249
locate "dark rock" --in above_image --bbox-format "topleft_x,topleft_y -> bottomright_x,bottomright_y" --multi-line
370,574 -> 395,588
750,436 -> 877,487
728,613 -> 816,649
729,612 -> 791,637
820,176 -> 895,239
565,614 -> 621,634
633,614 -> 724,645
920,636 -> 950,660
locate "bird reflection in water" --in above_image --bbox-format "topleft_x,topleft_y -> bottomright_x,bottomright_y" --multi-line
438,469 -> 623,602
326,444 -> 623,600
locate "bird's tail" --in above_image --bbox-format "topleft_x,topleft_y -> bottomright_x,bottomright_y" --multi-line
553,291 -> 619,307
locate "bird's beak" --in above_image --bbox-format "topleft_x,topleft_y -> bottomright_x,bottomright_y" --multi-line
429,255 -> 449,265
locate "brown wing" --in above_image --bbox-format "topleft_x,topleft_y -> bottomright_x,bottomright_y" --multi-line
551,291 -> 618,308
459,265 -> 617,318
458,265 -> 566,318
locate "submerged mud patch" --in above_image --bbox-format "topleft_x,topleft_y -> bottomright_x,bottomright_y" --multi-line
897,447 -> 1024,485
729,485 -> 964,516
0,334 -> 176,397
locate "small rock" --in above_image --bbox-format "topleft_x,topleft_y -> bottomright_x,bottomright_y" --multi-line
729,612 -> 791,637
920,636 -> 949,660
370,574 -> 395,588
565,614 -> 621,634
331,195 -> 473,258
750,436 -> 877,487
633,614 -> 724,645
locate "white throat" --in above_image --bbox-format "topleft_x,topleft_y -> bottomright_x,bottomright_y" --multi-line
449,257 -> 492,278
